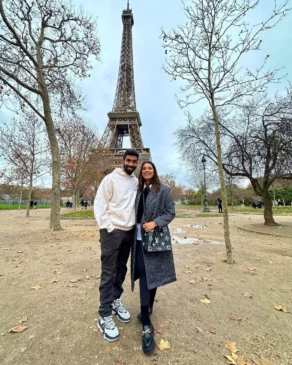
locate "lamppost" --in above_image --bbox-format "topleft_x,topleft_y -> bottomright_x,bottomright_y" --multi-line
201,155 -> 210,212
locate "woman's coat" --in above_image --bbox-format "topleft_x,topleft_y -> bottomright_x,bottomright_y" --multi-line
131,184 -> 177,291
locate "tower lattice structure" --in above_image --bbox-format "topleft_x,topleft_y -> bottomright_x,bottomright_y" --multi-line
99,1 -> 151,165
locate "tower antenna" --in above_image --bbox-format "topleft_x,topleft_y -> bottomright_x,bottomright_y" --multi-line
127,0 -> 130,10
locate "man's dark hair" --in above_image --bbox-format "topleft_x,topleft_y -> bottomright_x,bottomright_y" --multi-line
123,149 -> 139,161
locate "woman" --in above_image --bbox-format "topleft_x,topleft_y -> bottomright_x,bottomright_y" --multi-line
131,161 -> 176,355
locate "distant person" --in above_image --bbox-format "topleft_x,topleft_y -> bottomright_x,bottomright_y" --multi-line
257,200 -> 263,209
81,199 -> 85,209
217,197 -> 223,213
84,201 -> 88,210
252,202 -> 257,209
33,201 -> 37,210
30,200 -> 33,209
94,149 -> 139,342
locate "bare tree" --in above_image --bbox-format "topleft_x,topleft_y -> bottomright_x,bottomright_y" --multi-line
222,93 -> 292,224
56,117 -> 99,210
81,148 -> 117,201
1,167 -> 28,208
0,0 -> 100,230
0,112 -> 49,216
162,0 -> 290,263
176,92 -> 292,225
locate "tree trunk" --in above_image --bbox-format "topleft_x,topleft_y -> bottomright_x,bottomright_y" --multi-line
73,187 -> 79,211
262,189 -> 278,226
36,40 -> 62,231
46,114 -> 62,231
18,183 -> 23,210
26,177 -> 33,217
212,105 -> 234,263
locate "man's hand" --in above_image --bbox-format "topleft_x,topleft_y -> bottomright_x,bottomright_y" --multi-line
142,221 -> 157,232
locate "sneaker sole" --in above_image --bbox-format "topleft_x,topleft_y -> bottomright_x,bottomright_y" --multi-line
112,310 -> 131,323
97,322 -> 120,342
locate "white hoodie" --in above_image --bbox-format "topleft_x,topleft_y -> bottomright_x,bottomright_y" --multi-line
94,168 -> 138,232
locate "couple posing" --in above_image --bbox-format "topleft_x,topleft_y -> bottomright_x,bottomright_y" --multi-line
94,149 -> 176,354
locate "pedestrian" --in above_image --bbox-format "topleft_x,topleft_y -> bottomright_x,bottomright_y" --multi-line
217,197 -> 223,213
81,199 -> 85,209
131,161 -> 176,355
84,200 -> 88,210
94,149 -> 139,342
33,201 -> 37,210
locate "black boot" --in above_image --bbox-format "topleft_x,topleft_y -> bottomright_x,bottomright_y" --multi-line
142,325 -> 156,354
137,306 -> 153,322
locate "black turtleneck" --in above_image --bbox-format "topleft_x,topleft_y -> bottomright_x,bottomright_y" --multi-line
137,187 -> 150,223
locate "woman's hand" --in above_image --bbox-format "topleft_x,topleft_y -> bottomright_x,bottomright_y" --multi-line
142,221 -> 157,232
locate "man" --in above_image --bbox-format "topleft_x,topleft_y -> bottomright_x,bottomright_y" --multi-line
94,149 -> 139,342
217,197 -> 223,213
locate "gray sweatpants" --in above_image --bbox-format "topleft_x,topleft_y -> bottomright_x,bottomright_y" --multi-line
99,228 -> 135,317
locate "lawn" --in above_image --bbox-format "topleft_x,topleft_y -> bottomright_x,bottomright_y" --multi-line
59,204 -> 292,219
61,209 -> 94,219
0,205 -> 51,210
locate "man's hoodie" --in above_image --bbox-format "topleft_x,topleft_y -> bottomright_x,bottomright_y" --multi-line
94,168 -> 138,232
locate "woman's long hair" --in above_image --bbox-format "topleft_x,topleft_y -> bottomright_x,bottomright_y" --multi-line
138,161 -> 161,193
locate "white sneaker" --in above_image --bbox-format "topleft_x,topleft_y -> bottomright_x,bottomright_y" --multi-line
112,298 -> 131,323
97,315 -> 120,342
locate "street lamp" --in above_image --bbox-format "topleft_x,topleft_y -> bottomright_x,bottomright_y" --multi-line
201,155 -> 210,213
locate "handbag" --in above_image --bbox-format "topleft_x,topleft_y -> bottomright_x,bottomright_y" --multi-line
143,226 -> 172,253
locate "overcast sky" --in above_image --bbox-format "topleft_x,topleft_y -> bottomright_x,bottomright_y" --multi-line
1,0 -> 292,189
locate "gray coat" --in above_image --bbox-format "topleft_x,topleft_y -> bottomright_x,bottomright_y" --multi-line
131,184 -> 177,291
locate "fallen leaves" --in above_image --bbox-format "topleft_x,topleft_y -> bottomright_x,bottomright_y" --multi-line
247,268 -> 256,272
52,269 -> 62,275
242,292 -> 253,298
9,325 -> 28,333
209,327 -> 216,334
224,353 -> 237,365
19,316 -> 28,324
224,342 -> 255,365
225,342 -> 238,353
69,279 -> 78,283
31,285 -> 41,291
189,279 -> 196,284
156,324 -> 165,334
51,279 -> 58,283
114,360 -> 126,364
157,339 -> 171,350
184,266 -> 192,274
200,298 -> 211,304
274,305 -> 289,313
230,314 -> 242,321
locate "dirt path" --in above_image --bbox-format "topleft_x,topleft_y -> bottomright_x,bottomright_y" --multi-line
0,209 -> 291,365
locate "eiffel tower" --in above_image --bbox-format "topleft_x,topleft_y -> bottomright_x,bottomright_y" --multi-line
99,1 -> 151,166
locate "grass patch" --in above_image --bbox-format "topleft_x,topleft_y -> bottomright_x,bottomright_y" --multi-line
0,205 -> 51,210
177,204 -> 292,215
196,213 -> 222,218
61,210 -> 94,219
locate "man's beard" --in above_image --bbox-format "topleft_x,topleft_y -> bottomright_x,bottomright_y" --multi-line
123,165 -> 136,175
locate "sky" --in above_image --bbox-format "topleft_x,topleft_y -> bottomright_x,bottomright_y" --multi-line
1,0 -> 292,189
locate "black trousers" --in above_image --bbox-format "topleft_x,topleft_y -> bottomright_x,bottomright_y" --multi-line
99,228 -> 135,317
218,205 -> 223,213
136,240 -> 157,326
